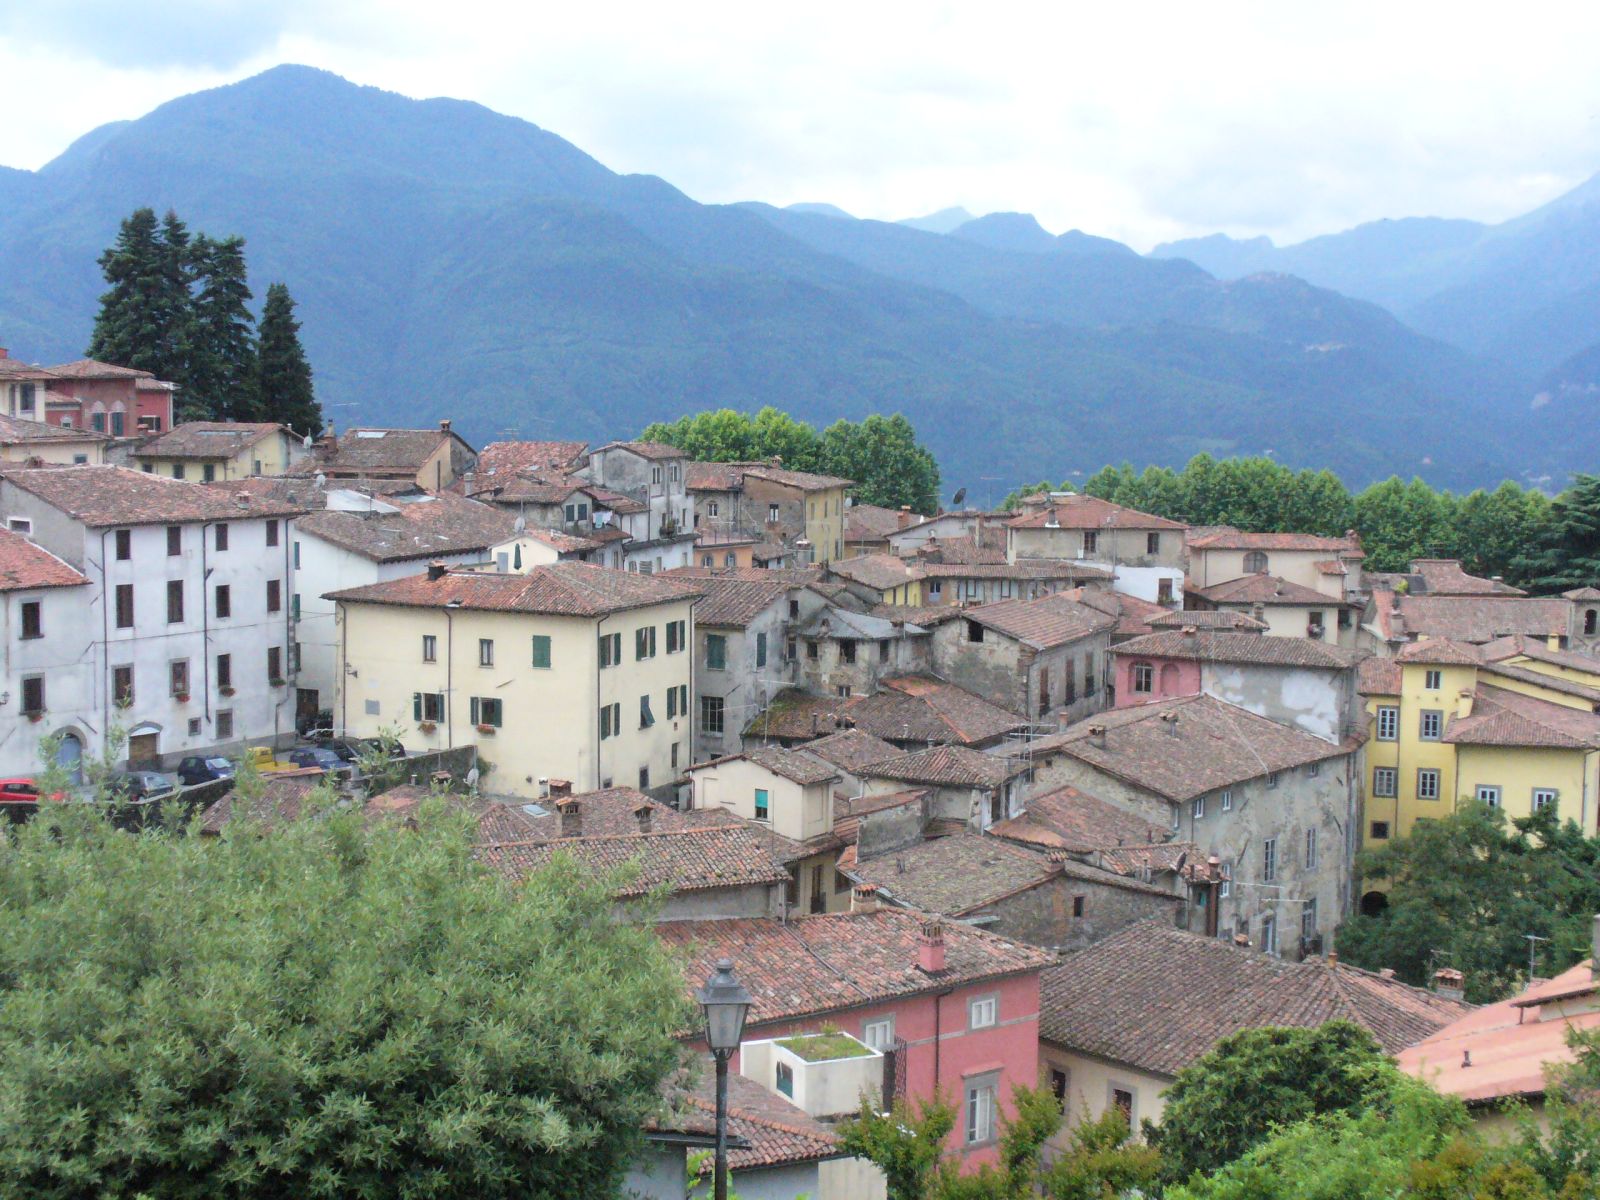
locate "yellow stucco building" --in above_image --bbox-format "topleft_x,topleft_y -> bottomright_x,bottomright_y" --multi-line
329,562 -> 700,798
135,421 -> 309,481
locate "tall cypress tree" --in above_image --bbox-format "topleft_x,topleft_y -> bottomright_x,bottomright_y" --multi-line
187,234 -> 257,421
87,208 -> 171,374
255,283 -> 322,434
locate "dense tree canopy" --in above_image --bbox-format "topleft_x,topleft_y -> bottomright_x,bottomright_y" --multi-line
1335,805 -> 1600,1003
0,791 -> 689,1199
255,283 -> 322,433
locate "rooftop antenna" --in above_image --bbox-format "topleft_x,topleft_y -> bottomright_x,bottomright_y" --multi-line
1524,932 -> 1550,983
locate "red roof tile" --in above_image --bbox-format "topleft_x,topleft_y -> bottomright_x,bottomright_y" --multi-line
1006,494 -> 1185,531
325,561 -> 700,616
0,528 -> 88,591
990,784 -> 1168,853
1187,528 -> 1362,554
0,464 -> 309,527
1190,573 -> 1347,607
1114,630 -> 1363,669
472,440 -> 588,478
477,825 -> 790,895
958,591 -> 1117,649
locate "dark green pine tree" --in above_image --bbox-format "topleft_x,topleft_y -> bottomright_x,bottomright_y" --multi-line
255,283 -> 322,434
87,208 -> 172,375
186,234 -> 258,421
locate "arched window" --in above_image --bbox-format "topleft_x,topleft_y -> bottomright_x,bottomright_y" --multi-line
110,402 -> 126,438
1586,609 -> 1596,636
1243,550 -> 1268,574
1159,663 -> 1180,693
90,403 -> 107,433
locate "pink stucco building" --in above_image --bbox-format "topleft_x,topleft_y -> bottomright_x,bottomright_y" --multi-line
1113,647 -> 1201,706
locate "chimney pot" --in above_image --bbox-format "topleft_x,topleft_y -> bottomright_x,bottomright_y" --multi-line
427,561 -> 448,581
440,419 -> 452,433
633,802 -> 653,833
1462,1050 -> 1472,1068
548,779 -> 572,799
851,883 -> 880,914
1181,625 -> 1197,637
918,917 -> 947,973
0,348 -> 8,359
1433,966 -> 1465,1001
557,798 -> 581,838
1088,724 -> 1107,748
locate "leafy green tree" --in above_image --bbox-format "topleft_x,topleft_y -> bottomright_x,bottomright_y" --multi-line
1514,1027 -> 1600,1191
839,1093 -> 957,1200
0,795 -> 690,1198
640,408 -> 798,463
187,234 -> 258,421
817,413 -> 941,513
1452,481 -> 1552,588
87,207 -> 188,382
1151,1021 -> 1399,1183
256,282 -> 322,433
1038,1108 -> 1161,1200
1519,474 -> 1600,593
1335,806 -> 1600,1002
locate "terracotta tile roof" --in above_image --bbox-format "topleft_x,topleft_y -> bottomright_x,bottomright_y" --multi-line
492,786 -> 689,840
0,464 -> 310,526
827,554 -> 921,592
1399,960 -> 1598,1106
45,358 -> 155,380
665,564 -> 824,585
1071,588 -> 1172,639
1040,919 -> 1469,1075
325,561 -> 700,616
301,427 -> 468,474
464,472 -> 594,506
912,536 -> 1006,566
476,824 -> 790,895
1114,630 -> 1363,669
1315,559 -> 1348,576
656,908 -> 1055,1027
471,440 -> 588,478
1187,528 -> 1362,554
1357,656 -> 1403,695
681,459 -> 851,492
297,492 -> 517,562
919,560 -> 1112,582
587,440 -> 684,461
1006,494 -> 1185,531
957,591 -> 1117,650
1479,659 -> 1600,703
1479,635 -> 1600,675
864,744 -> 1028,789
676,1070 -> 844,1170
0,528 -> 88,591
360,786 -> 551,842
0,413 -> 109,444
135,421 -> 286,459
990,784 -> 1168,853
197,771 -> 329,834
1394,637 -> 1482,666
1191,573 -> 1347,607
801,729 -> 902,775
1091,840 -> 1202,879
1443,685 -> 1600,750
1389,594 -> 1573,644
1407,559 -> 1525,596
747,675 -> 1029,747
831,788 -> 929,843
1147,609 -> 1269,632
795,606 -> 929,641
687,745 -> 841,787
692,576 -> 795,628
844,503 -> 909,540
0,355 -> 59,379
1031,694 -> 1359,803
851,833 -> 1060,914
1565,587 -> 1600,601
871,602 -> 958,626
744,464 -> 853,492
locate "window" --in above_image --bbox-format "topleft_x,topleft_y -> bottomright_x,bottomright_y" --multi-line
202,464 -> 216,483
263,519 -> 279,547
1082,530 -> 1098,554
1376,705 -> 1399,740
1372,765 -> 1398,796
1588,610 -> 1598,637
1260,914 -> 1278,956
1301,898 -> 1319,944
170,659 -> 189,697
530,635 -> 551,669
470,697 -> 503,728
413,692 -> 445,723
115,528 -> 131,560
786,638 -> 797,661
1220,789 -> 1233,812
6,517 -> 31,535
671,741 -> 680,770
754,788 -> 769,820
1308,610 -> 1325,633
705,633 -> 727,670
19,600 -> 41,639
839,639 -> 856,664
216,653 -> 232,689
1417,768 -> 1441,800
806,640 -> 818,660
215,524 -> 229,551
1475,784 -> 1502,808
789,599 -> 800,620
666,619 -> 686,653
968,995 -> 997,1029
166,525 -> 182,555
1419,710 -> 1443,741
266,579 -> 281,614
1424,669 -> 1442,690
1147,532 -> 1161,555
20,675 -> 44,716
667,683 -> 688,718
1072,894 -> 1086,917
420,634 -> 438,663
927,580 -> 942,599
115,583 -> 135,628
1110,1087 -> 1135,1125
755,631 -> 767,669
172,464 -> 186,480
214,584 -> 231,619
1305,826 -> 1319,869
1132,662 -> 1154,693
776,1060 -> 794,1098
478,638 -> 494,667
598,702 -> 621,740
1158,577 -> 1174,604
965,1075 -> 999,1146
635,625 -> 656,659
966,619 -> 985,644
1532,788 -> 1559,814
216,709 -> 234,739
639,694 -> 655,728
1263,837 -> 1277,882
1308,759 -> 1320,778
1039,666 -> 1050,713
1244,550 -> 1268,573
862,1017 -> 895,1051
113,665 -> 134,705
1370,820 -> 1390,840
701,695 -> 725,735
293,541 -> 300,569
1219,861 -> 1232,898
768,503 -> 780,523
91,411 -> 105,433
1084,653 -> 1096,696
1193,795 -> 1206,820
598,631 -> 622,667
267,646 -> 283,681
1266,771 -> 1281,789
17,383 -> 34,413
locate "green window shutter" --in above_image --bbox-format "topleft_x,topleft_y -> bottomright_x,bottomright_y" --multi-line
470,697 -> 480,725
413,692 -> 422,721
532,635 -> 551,669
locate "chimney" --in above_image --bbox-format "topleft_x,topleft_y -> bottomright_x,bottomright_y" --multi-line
918,918 -> 947,974
851,883 -> 880,914
1181,625 -> 1197,638
440,419 -> 452,434
1160,711 -> 1179,735
1088,724 -> 1107,749
1379,968 -> 1396,979
548,779 -> 573,799
427,561 -> 449,581
898,506 -> 913,529
1326,951 -> 1338,967
557,798 -> 581,838
1548,629 -> 1563,652
1432,967 -> 1465,1001
1252,602 -> 1266,623
1457,690 -> 1475,718
0,348 -> 8,359
634,802 -> 653,834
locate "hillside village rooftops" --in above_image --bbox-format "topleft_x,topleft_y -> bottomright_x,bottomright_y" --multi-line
136,421 -> 291,459
683,459 -> 853,492
325,560 -> 700,617
844,502 -> 910,540
298,426 -> 473,474
687,745 -> 841,788
0,528 -> 88,591
1190,573 -> 1348,607
0,464 -> 310,526
918,559 -> 1112,582
1114,630 -> 1364,669
691,577 -> 797,628
470,440 -> 589,479
476,824 -> 790,895
1146,609 -> 1269,632
795,606 -> 929,641
799,728 -> 902,775
1031,693 -> 1360,803
1480,634 -> 1600,674
956,591 -> 1118,650
657,908 -> 1055,1027
1444,685 -> 1600,750
1040,920 -> 1469,1076
1370,589 -> 1573,644
1357,656 -> 1403,695
585,439 -> 685,461
1394,637 -> 1483,666
1186,528 -> 1363,555
827,553 -> 920,591
292,492 -> 519,562
45,358 -> 155,380
0,352 -> 59,379
746,675 -> 1029,747
863,744 -> 1028,789
654,1068 -> 845,1173
1005,494 -> 1186,531
0,412 -> 110,445
1407,559 -> 1525,596
989,784 -> 1169,854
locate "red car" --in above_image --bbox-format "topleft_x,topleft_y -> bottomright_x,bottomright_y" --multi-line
0,777 -> 68,822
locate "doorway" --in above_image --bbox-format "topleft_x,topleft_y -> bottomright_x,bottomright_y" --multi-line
54,732 -> 84,784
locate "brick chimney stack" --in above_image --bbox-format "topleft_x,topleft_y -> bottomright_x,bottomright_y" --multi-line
1432,967 -> 1465,1001
548,779 -> 572,799
557,798 -> 581,838
440,419 -> 452,434
1088,724 -> 1107,749
898,506 -> 913,529
634,802 -> 653,834
851,883 -> 880,914
918,918 -> 947,974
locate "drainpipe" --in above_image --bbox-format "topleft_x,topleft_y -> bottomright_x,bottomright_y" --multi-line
443,605 -> 456,749
933,986 -> 955,1092
595,611 -> 609,790
336,601 -> 347,735
98,528 -> 111,759
201,523 -> 212,725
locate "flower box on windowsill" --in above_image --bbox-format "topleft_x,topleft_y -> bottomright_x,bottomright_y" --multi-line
418,721 -> 437,733
174,693 -> 190,704
25,711 -> 44,724
476,723 -> 496,735
219,686 -> 236,697
268,678 -> 286,688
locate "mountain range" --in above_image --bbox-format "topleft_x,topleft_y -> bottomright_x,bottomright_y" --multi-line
0,65 -> 1593,494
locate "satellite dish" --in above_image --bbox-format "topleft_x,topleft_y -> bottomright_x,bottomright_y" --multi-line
302,432 -> 314,448
513,515 -> 527,534
951,487 -> 967,507
465,766 -> 480,792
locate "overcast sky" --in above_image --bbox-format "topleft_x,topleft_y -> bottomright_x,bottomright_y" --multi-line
3,1 -> 1599,250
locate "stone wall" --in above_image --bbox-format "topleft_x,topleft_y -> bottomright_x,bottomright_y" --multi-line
970,873 -> 1181,952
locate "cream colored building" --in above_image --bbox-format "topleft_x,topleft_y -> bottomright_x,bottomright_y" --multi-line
329,562 -> 700,797
1185,529 -> 1365,600
134,421 -> 309,481
0,413 -> 109,465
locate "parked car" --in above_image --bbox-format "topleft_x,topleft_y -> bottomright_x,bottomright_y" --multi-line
303,730 -> 407,762
285,747 -> 351,776
175,756 -> 235,786
105,770 -> 179,802
0,777 -> 69,822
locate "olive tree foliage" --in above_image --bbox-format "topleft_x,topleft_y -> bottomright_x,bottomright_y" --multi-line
0,795 -> 692,1199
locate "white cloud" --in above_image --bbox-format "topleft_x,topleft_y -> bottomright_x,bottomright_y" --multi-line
2,0 -> 1599,249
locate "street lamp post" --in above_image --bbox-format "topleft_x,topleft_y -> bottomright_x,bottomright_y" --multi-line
696,957 -> 753,1200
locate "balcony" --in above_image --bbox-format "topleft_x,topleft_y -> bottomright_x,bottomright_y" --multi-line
739,1032 -> 883,1120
